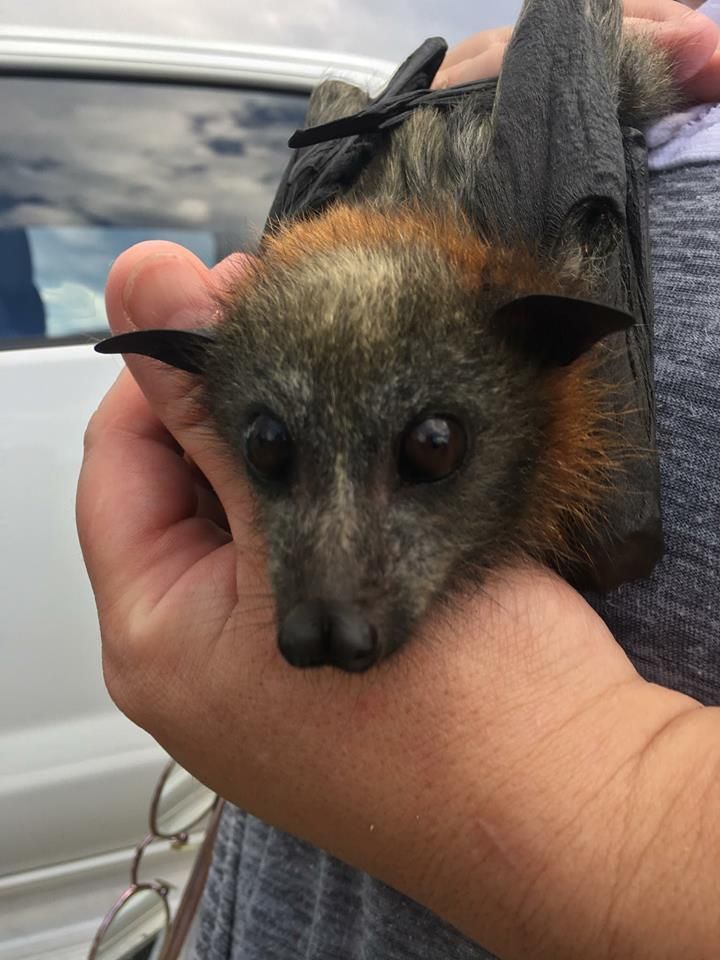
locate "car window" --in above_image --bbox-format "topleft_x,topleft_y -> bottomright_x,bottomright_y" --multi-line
0,76 -> 308,346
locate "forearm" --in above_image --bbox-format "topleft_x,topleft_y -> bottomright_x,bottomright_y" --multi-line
598,705 -> 720,958
424,692 -> 720,960
333,660 -> 718,959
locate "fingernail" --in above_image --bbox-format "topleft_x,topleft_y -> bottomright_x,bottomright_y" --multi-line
122,254 -> 212,330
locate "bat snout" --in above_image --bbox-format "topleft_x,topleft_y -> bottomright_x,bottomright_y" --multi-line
278,600 -> 381,673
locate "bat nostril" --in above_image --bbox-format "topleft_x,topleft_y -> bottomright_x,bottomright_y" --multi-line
328,611 -> 380,673
278,601 -> 381,672
277,602 -> 328,669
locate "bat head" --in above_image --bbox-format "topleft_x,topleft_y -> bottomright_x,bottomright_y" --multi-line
96,215 -> 632,673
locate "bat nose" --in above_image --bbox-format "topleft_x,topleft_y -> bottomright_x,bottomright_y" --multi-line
278,600 -> 381,673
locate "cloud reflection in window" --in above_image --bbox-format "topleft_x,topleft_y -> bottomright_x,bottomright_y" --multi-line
0,78 -> 309,342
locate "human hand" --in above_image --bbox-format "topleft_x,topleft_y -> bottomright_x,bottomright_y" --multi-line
78,243 -> 720,960
433,0 -> 720,103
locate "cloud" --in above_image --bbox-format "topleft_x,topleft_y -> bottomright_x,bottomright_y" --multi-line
0,79 -> 308,240
41,280 -> 106,336
27,227 -> 217,336
0,79 -> 311,338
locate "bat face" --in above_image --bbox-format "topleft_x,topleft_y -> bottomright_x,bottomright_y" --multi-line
207,298 -> 546,672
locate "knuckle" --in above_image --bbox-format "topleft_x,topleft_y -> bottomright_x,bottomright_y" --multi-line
99,614 -> 157,729
101,644 -> 143,724
82,405 -> 105,455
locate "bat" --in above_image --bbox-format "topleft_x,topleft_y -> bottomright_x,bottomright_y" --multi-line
97,0 -> 675,672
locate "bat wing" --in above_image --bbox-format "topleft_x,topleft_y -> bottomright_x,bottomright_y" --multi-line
483,0 -> 661,590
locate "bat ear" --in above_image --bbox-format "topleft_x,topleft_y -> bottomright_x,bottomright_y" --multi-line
491,294 -> 634,368
94,329 -> 216,375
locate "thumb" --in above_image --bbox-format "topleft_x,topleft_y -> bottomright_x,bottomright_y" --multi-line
104,241 -> 253,530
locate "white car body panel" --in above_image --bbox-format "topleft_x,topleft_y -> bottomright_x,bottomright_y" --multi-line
0,834 -> 204,960
0,346 -> 156,873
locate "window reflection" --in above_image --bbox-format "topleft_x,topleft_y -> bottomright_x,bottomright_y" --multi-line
29,227 -> 215,338
0,77 -> 308,345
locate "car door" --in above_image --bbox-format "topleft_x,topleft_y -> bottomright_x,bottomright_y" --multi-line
0,58 -> 314,959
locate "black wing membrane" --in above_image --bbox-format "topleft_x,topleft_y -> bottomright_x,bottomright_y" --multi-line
482,0 -> 662,589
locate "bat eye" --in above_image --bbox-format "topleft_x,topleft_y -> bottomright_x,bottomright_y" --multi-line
245,413 -> 293,483
398,415 -> 467,484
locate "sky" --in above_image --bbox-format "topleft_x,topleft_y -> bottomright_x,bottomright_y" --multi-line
1,0 -> 524,62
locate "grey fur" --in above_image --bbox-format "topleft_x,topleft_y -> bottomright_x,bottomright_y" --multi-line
345,30 -> 676,222
618,31 -> 680,127
306,79 -> 370,127
203,7 -> 678,667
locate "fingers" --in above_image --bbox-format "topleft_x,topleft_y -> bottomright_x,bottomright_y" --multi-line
438,27 -> 513,71
104,242 -> 255,532
77,367 -> 234,622
433,42 -> 507,89
431,2 -> 720,102
104,240 -> 215,335
432,27 -> 512,88
623,1 -> 720,84
682,49 -> 720,101
79,241 -> 262,635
